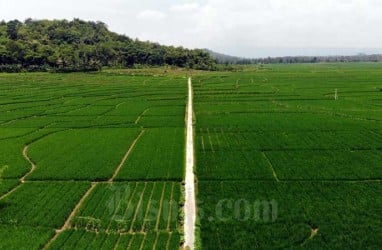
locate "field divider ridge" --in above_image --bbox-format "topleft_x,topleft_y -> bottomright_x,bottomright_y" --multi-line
135,108 -> 150,124
0,126 -> 63,200
262,152 -> 280,182
108,129 -> 146,182
43,182 -> 98,249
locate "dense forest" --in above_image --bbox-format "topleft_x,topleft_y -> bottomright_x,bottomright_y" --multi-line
0,19 -> 217,72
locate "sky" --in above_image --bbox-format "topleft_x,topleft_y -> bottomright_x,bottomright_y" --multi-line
1,0 -> 382,57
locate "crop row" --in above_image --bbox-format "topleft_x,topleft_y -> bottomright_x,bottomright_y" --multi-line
49,229 -> 180,250
72,182 -> 181,233
28,128 -> 141,181
116,128 -> 184,181
196,128 -> 382,152
265,149 -> 382,180
196,112 -> 378,131
0,182 -> 89,228
196,150 -> 273,180
198,180 -> 382,249
0,179 -> 19,196
0,225 -> 54,250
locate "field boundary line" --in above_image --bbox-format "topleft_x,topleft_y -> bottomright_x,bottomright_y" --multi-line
62,183 -> 97,229
119,182 -> 140,232
0,126 -> 62,201
155,183 -> 167,230
200,135 -> 205,152
166,182 -> 175,231
197,178 -> 382,183
106,182 -> 138,233
139,233 -> 147,250
20,145 -> 36,183
129,182 -> 148,233
126,234 -> 135,249
206,128 -> 215,152
141,182 -> 157,232
108,130 -> 146,182
166,232 -> 173,250
112,234 -> 123,250
0,182 -> 22,200
152,232 -> 160,250
43,182 -> 97,250
262,152 -> 280,182
135,108 -> 150,124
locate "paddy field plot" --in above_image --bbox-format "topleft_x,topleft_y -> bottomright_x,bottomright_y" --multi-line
194,63 -> 382,249
1,64 -> 381,249
0,72 -> 186,249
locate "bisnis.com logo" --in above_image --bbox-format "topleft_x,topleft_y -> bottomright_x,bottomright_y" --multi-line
198,199 -> 278,222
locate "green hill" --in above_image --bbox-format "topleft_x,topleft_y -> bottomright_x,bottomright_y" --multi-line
0,19 -> 216,72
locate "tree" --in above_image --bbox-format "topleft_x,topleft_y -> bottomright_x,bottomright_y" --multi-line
6,20 -> 21,40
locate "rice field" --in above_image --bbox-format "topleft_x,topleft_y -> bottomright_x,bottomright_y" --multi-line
0,63 -> 381,249
193,63 -> 382,249
0,71 -> 186,249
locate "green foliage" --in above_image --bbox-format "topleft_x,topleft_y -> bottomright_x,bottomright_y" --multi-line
27,128 -> 141,181
0,225 -> 54,250
116,128 -> 185,181
0,182 -> 90,228
72,182 -> 180,233
0,19 -> 217,72
198,181 -> 382,249
194,63 -> 382,248
47,230 -> 158,249
0,179 -> 19,197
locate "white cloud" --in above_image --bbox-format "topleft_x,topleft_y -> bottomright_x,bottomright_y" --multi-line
1,0 -> 382,57
136,9 -> 166,21
170,3 -> 200,12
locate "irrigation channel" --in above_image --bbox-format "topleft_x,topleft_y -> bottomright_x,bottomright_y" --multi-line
184,77 -> 196,249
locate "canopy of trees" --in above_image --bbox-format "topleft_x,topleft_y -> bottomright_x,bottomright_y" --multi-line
0,19 -> 217,72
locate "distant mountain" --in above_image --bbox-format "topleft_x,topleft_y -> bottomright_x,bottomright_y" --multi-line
204,49 -> 252,64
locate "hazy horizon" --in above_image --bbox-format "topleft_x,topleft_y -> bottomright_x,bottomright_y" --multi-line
1,0 -> 382,58
210,47 -> 382,59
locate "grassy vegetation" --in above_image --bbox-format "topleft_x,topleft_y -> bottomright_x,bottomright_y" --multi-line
0,63 -> 381,249
116,129 -> 185,181
0,182 -> 89,227
198,181 -> 382,249
28,128 -> 141,180
0,225 -> 54,250
0,179 -> 19,196
0,70 -> 186,249
72,182 -> 181,233
194,63 -> 382,249
48,230 -> 180,250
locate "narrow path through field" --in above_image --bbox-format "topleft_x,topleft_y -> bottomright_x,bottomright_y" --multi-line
135,108 -> 150,124
0,147 -> 35,217
43,183 -> 97,249
184,77 -> 196,249
262,152 -> 280,182
0,128 -> 60,200
108,130 -> 146,182
20,145 -> 35,183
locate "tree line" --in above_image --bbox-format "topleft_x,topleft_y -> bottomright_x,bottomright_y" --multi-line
206,49 -> 382,65
0,19 -> 217,72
